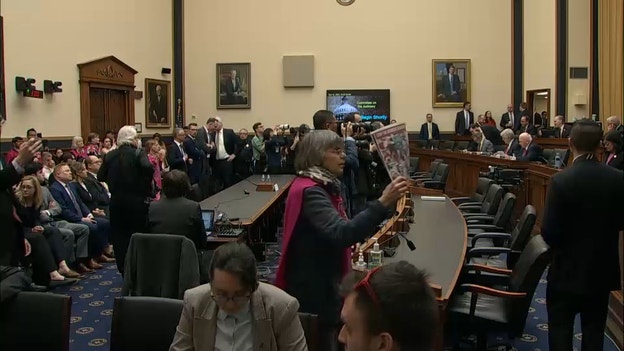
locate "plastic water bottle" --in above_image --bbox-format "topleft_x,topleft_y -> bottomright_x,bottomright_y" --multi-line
261,174 -> 266,182
355,250 -> 367,270
368,239 -> 383,269
554,153 -> 562,169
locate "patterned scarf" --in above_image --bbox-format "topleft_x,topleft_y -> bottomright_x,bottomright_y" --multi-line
297,166 -> 342,195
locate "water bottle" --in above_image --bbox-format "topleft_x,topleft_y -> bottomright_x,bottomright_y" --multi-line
261,174 -> 266,182
554,153 -> 562,169
368,239 -> 383,269
592,114 -> 598,121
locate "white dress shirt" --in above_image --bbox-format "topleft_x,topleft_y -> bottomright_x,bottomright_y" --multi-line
216,130 -> 229,160
215,302 -> 253,351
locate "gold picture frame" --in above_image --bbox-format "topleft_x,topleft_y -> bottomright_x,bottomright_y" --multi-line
432,59 -> 471,108
145,78 -> 171,128
216,62 -> 251,109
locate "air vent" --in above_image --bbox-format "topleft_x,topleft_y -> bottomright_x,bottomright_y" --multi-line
570,67 -> 588,79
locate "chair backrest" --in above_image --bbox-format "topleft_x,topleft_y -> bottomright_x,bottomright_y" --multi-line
453,141 -> 470,151
428,161 -> 441,176
110,296 -> 184,351
414,140 -> 427,149
123,233 -> 200,299
433,163 -> 449,184
509,205 -> 537,252
438,140 -> 455,150
492,192 -> 517,229
479,184 -> 503,215
542,149 -> 556,165
430,140 -> 440,149
298,312 -> 319,351
506,235 -> 551,337
409,157 -> 420,173
474,177 -> 494,202
0,292 -> 71,351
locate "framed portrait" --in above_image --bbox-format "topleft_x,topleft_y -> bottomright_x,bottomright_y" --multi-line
432,59 -> 471,108
216,62 -> 251,109
134,122 -> 142,133
145,78 -> 171,128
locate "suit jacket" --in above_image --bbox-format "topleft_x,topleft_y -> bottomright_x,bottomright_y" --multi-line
148,197 -> 207,250
455,110 -> 474,135
167,141 -> 188,172
210,128 -> 238,161
554,125 -> 571,138
500,112 -> 521,131
84,173 -> 110,207
604,151 -> 624,170
516,142 -> 543,162
49,181 -> 90,223
439,74 -> 462,102
541,157 -> 624,293
169,282 -> 307,351
479,124 -> 503,145
419,122 -> 440,140
504,138 -> 521,156
517,124 -> 537,136
479,139 -> 495,153
195,126 -> 213,156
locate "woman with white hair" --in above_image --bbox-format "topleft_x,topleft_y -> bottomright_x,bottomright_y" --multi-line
98,125 -> 154,275
70,136 -> 88,160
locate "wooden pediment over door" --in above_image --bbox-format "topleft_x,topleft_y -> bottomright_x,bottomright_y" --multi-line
77,56 -> 138,140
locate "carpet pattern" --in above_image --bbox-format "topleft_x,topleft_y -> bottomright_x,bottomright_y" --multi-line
51,246 -> 620,351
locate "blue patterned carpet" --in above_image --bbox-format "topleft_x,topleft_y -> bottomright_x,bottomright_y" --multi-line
51,247 -> 620,351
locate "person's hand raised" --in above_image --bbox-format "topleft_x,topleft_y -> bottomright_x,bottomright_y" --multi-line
15,138 -> 42,167
378,176 -> 410,207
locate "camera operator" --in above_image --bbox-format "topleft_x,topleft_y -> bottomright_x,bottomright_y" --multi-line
263,127 -> 286,174
283,124 -> 310,174
312,110 -> 359,218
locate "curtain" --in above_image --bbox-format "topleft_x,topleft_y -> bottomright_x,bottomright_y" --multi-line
598,0 -> 624,127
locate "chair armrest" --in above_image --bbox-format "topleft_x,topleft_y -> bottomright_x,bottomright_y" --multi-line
460,283 -> 526,298
451,196 -> 471,202
464,263 -> 512,276
466,246 -> 510,259
458,201 -> 483,208
466,224 -> 501,231
471,232 -> 511,246
463,214 -> 494,220
414,177 -> 433,182
460,206 -> 482,213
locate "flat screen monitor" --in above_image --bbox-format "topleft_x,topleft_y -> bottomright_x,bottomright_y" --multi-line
201,210 -> 214,231
326,89 -> 390,124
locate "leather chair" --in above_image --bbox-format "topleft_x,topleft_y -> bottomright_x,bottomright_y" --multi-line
464,192 -> 517,238
411,159 -> 444,178
438,140 -> 455,150
123,233 -> 200,299
458,184 -> 504,216
409,157 -> 419,174
298,312 -> 319,351
448,235 -> 551,350
418,163 -> 449,191
464,205 -> 537,283
0,292 -> 71,351
453,141 -> 470,151
110,296 -> 183,351
451,177 -> 494,206
542,148 -> 555,165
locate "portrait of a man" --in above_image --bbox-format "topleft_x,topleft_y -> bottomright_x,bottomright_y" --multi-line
217,63 -> 250,109
145,78 -> 171,128
432,59 -> 471,108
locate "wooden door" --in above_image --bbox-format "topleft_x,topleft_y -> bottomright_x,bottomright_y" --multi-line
88,88 -> 129,138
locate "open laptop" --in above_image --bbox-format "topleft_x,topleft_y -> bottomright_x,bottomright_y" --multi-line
202,209 -> 215,236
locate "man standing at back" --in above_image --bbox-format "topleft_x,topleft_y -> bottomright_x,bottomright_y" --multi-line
541,119 -> 624,351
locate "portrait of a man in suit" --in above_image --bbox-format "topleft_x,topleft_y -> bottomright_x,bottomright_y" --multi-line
432,59 -> 471,108
145,79 -> 171,128
217,63 -> 250,109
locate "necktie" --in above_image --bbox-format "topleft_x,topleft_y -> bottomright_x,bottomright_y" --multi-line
523,148 -> 528,156
178,143 -> 185,157
505,144 -> 510,154
65,184 -> 82,215
449,75 -> 454,92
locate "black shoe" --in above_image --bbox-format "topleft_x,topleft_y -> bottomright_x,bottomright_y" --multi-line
29,283 -> 48,292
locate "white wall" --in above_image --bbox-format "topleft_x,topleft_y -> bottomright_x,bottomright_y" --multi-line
567,0 -> 591,120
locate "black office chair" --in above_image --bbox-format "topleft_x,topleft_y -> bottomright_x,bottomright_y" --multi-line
419,163 -> 449,191
409,157 -> 420,174
542,149 -> 555,165
465,205 -> 537,276
429,140 -> 440,149
110,296 -> 184,351
448,235 -> 551,350
0,292 -> 71,351
464,192 -> 517,238
438,140 -> 455,150
412,159 -> 444,178
458,184 -> 504,217
453,141 -> 470,151
451,177 -> 494,206
414,140 -> 427,149
123,233 -> 200,299
299,313 -> 319,351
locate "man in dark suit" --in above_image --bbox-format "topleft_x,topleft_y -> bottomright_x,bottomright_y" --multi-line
148,170 -> 207,250
473,117 -> 504,145
224,69 -> 243,104
418,113 -> 440,141
606,115 -> 624,139
84,156 -> 110,214
149,84 -> 168,124
553,115 -> 570,138
211,117 -> 238,190
438,63 -> 462,102
454,101 -> 474,135
518,116 -> 538,136
541,119 -> 624,351
195,118 -> 217,197
183,123 -> 206,185
500,103 -> 520,131
167,128 -> 189,172
515,133 -> 542,162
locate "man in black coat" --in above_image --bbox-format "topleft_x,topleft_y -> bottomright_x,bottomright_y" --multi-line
500,103 -> 520,131
183,123 -> 206,185
210,117 -> 238,190
454,101 -> 474,136
516,133 -> 543,162
553,115 -> 570,138
418,113 -> 440,141
541,119 -> 624,351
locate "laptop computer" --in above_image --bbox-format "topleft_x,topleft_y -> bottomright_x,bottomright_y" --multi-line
202,209 -> 215,235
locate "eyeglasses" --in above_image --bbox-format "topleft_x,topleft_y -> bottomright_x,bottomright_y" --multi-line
210,292 -> 251,305
354,266 -> 382,309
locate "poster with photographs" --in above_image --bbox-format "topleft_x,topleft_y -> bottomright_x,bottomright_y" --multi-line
370,123 -> 410,180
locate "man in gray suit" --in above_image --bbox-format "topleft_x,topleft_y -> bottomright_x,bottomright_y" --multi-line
170,242 -> 307,351
469,129 -> 494,154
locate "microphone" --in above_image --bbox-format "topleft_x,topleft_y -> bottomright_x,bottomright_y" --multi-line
399,232 -> 416,251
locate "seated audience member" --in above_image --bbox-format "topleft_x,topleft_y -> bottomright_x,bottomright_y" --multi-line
517,116 -> 537,136
100,137 -> 114,155
499,128 -> 520,155
148,170 -> 207,250
553,115 -> 570,138
41,151 -> 55,181
603,130 -> 623,170
275,130 -> 408,350
70,136 -> 89,160
418,113 -> 440,141
467,130 -> 494,154
52,148 -> 64,165
338,261 -> 438,351
15,176 -> 80,284
516,132 -> 543,162
264,127 -> 286,174
170,242 -> 307,351
5,136 -> 23,165
50,163 -> 111,268
85,132 -> 101,155
69,160 -> 110,217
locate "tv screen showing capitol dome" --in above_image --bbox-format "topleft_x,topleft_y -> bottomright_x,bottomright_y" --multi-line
326,89 -> 390,124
